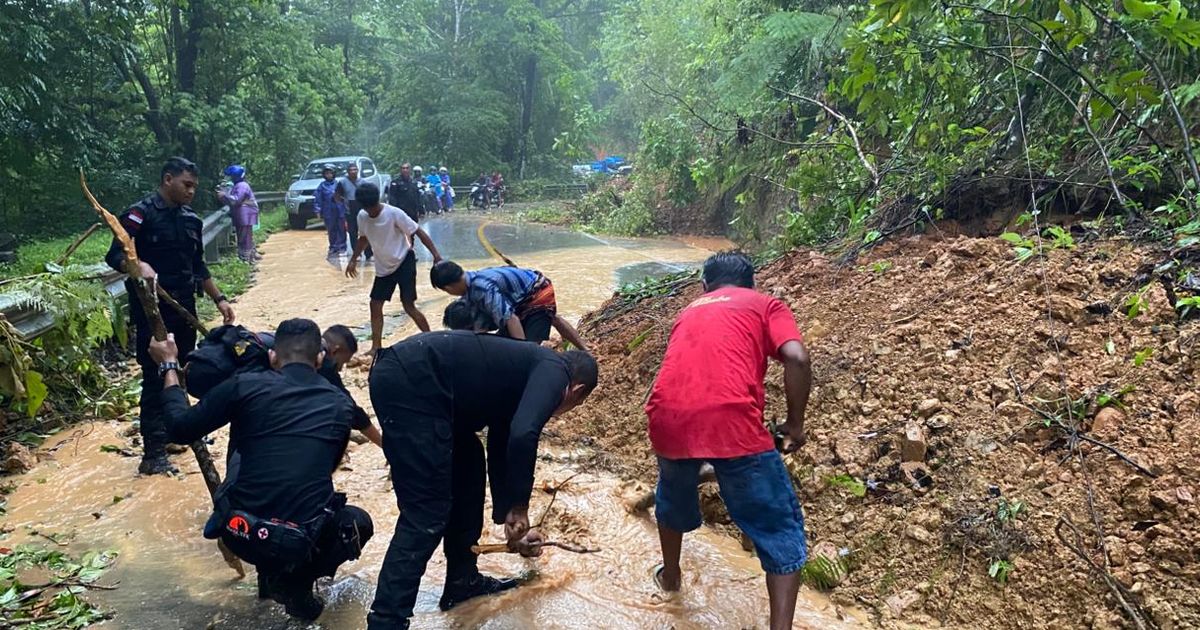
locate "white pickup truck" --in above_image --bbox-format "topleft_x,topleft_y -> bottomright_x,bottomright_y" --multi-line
284,156 -> 392,229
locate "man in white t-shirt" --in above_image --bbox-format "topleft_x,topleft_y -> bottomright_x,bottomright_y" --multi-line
345,182 -> 443,358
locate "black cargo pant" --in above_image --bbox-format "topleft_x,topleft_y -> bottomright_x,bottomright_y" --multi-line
367,349 -> 485,628
221,502 -> 374,599
131,286 -> 198,461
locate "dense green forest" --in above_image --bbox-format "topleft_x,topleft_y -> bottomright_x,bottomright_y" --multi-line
2,0 -> 1198,243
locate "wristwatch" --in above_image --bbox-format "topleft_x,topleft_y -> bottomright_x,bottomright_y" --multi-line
213,294 -> 229,305
158,361 -> 180,377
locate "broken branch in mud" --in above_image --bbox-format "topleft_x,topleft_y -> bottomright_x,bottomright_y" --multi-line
80,170 -> 244,579
535,471 -> 582,529
1056,516 -> 1152,630
471,541 -> 601,555
1073,434 -> 1157,478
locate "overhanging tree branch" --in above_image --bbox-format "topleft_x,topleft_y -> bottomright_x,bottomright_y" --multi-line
768,85 -> 880,187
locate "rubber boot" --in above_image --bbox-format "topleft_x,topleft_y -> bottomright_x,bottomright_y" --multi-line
438,573 -> 521,611
137,454 -> 178,476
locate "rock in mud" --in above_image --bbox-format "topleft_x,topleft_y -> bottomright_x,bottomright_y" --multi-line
3,443 -> 36,473
1091,407 -> 1124,439
1045,295 -> 1088,324
905,525 -> 934,545
885,589 -> 922,617
901,423 -> 927,462
916,398 -> 942,418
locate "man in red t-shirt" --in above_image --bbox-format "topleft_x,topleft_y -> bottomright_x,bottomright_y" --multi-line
644,251 -> 812,630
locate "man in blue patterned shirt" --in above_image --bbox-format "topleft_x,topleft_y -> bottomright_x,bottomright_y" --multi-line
430,262 -> 588,350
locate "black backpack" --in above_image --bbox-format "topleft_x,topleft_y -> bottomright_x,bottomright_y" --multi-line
184,325 -> 274,398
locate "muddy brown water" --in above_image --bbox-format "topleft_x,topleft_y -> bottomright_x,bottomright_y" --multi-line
2,216 -> 862,629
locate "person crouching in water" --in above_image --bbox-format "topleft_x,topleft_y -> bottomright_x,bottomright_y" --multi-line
644,252 -> 813,630
149,318 -> 374,622
429,261 -> 588,350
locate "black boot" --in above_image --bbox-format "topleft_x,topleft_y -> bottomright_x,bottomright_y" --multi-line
438,573 -> 521,611
256,572 -> 275,600
271,577 -> 325,621
137,454 -> 178,475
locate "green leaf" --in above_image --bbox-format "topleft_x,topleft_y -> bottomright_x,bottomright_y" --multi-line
1105,339 -> 1115,355
1133,348 -> 1154,366
23,371 -> 47,418
826,474 -> 867,498
1058,0 -> 1078,27
1124,0 -> 1165,20
999,232 -> 1020,244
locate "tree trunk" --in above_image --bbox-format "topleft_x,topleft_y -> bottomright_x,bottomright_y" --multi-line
518,55 -> 537,179
175,0 -> 205,159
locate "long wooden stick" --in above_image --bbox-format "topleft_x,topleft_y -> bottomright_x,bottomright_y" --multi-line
156,286 -> 209,336
56,223 -> 102,266
80,170 -> 244,578
471,541 -> 601,555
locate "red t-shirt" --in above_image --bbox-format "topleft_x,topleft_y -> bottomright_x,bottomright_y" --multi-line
645,286 -> 803,460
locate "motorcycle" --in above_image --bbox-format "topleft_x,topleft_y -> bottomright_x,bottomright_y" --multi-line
470,182 -> 490,209
418,180 -> 441,215
489,182 -> 505,208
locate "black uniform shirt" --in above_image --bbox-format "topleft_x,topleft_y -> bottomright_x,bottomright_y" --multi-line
386,177 -> 423,222
389,332 -> 569,521
318,357 -> 371,431
160,363 -> 354,522
105,192 -> 210,295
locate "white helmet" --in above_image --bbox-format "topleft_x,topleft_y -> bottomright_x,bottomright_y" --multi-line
439,166 -> 448,174
413,166 -> 423,174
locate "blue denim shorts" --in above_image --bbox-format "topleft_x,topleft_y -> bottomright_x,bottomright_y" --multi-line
655,450 -> 807,574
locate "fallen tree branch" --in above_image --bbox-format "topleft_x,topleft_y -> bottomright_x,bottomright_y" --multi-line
1073,433 -> 1157,478
471,541 -> 601,555
1056,516 -> 1153,630
80,170 -> 244,579
535,471 -> 582,529
769,85 -> 880,187
56,223 -> 102,267
156,286 -> 209,336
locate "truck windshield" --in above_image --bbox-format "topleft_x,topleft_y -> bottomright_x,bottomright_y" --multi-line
303,160 -> 354,178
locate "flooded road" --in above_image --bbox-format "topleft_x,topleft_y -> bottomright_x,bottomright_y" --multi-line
2,215 -> 860,629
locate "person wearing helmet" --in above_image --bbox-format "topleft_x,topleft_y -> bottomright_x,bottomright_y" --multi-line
425,166 -> 444,213
313,164 -> 346,258
438,166 -> 454,213
217,164 -> 260,262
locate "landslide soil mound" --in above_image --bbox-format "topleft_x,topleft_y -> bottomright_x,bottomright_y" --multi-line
558,232 -> 1200,629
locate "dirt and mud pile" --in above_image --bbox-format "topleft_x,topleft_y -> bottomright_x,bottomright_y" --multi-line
559,232 -> 1200,629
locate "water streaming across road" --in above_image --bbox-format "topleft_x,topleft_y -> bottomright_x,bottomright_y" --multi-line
1,215 -> 862,629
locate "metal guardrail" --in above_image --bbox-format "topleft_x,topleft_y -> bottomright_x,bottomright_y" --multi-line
1,200 -> 266,341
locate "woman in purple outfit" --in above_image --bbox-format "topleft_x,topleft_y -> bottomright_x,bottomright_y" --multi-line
217,164 -> 260,262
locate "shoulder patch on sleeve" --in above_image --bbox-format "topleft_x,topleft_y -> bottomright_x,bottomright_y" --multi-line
121,208 -> 145,232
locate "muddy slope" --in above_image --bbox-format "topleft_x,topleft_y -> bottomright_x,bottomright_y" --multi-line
561,232 -> 1199,629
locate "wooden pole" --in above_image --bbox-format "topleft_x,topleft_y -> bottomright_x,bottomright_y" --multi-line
80,171 -> 244,578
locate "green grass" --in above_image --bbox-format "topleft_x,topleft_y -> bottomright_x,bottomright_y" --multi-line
516,202 -> 573,226
0,232 -> 113,280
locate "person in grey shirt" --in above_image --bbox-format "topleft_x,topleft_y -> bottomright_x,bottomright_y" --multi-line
335,163 -> 371,261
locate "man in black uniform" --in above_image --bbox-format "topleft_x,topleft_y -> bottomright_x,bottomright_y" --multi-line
106,157 -> 236,475
386,162 -> 424,222
320,324 -> 381,447
149,319 -> 374,621
366,331 -> 598,629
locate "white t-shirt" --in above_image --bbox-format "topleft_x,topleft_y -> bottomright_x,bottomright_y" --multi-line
357,204 -> 420,276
